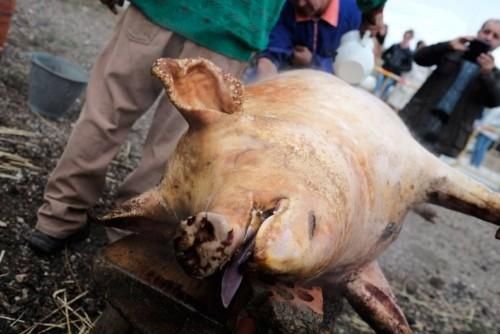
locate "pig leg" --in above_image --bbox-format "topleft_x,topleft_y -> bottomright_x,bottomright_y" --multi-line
342,261 -> 412,334
426,162 -> 500,238
411,203 -> 438,223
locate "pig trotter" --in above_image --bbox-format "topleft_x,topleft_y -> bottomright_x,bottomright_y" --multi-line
343,261 -> 412,334
174,212 -> 234,278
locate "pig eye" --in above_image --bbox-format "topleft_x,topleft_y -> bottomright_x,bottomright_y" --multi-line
308,211 -> 316,239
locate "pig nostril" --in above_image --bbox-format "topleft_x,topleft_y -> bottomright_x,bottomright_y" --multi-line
296,289 -> 314,302
197,217 -> 216,243
186,216 -> 196,226
221,230 -> 234,246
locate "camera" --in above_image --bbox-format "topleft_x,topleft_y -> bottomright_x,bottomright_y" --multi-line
462,39 -> 491,62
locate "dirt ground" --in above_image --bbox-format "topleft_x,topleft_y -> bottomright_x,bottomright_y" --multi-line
0,1 -> 499,333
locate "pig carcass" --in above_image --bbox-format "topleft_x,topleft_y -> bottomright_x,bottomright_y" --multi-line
99,58 -> 500,333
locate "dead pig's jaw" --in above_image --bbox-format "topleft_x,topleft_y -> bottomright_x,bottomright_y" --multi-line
174,212 -> 235,278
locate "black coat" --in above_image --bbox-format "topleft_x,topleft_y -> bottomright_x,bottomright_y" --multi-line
399,42 -> 500,157
381,43 -> 413,75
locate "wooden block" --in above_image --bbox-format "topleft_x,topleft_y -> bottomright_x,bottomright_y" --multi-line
91,302 -> 134,334
93,234 -> 341,334
93,234 -> 229,334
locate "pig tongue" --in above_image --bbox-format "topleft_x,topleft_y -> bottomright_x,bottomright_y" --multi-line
221,233 -> 256,308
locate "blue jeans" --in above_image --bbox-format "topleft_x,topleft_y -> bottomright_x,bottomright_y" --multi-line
470,133 -> 493,167
374,74 -> 396,101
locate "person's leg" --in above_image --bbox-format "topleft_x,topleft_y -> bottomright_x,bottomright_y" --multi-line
380,78 -> 396,101
374,74 -> 386,96
470,134 -> 492,167
476,135 -> 493,166
34,6 -> 176,240
115,37 -> 246,201
470,135 -> 482,166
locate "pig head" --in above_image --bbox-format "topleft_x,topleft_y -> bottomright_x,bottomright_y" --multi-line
102,58 -> 357,280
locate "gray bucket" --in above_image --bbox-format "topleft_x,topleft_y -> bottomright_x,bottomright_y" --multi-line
28,52 -> 88,120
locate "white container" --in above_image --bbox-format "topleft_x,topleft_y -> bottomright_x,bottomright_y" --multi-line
334,30 -> 375,85
359,74 -> 377,92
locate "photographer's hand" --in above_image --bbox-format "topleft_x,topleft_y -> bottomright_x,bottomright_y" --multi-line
477,53 -> 495,73
292,46 -> 313,67
449,36 -> 474,51
256,58 -> 278,80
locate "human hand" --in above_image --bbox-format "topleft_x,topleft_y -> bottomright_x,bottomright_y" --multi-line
100,0 -> 125,14
292,45 -> 313,66
360,10 -> 384,36
477,53 -> 495,73
256,57 -> 278,80
449,36 -> 474,51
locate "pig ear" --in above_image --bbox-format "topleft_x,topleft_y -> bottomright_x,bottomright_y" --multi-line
94,188 -> 175,238
151,58 -> 244,127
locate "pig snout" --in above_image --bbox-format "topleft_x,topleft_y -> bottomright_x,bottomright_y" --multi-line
174,212 -> 235,278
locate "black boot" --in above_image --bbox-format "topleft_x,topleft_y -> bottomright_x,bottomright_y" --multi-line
28,223 -> 90,255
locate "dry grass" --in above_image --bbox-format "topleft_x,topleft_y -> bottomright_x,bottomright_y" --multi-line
1,249 -> 98,334
0,126 -> 40,180
0,289 -> 95,334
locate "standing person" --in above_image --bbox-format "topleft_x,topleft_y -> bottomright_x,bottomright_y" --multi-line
254,0 -> 362,80
387,40 -> 433,110
374,29 -> 414,100
399,19 -> 500,158
253,0 -> 387,80
469,106 -> 500,167
28,0 -> 286,254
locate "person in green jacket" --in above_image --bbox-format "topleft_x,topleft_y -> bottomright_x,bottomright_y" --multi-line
29,0 -> 285,254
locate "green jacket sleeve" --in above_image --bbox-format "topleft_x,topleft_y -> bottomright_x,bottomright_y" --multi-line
356,0 -> 387,12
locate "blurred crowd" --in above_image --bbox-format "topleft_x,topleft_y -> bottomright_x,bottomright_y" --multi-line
367,19 -> 500,169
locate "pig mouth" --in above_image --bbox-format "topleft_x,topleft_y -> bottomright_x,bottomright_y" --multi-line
220,227 -> 257,307
174,201 -> 286,307
220,207 -> 275,308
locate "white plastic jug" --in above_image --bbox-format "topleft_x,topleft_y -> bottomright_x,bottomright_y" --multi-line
334,30 -> 375,85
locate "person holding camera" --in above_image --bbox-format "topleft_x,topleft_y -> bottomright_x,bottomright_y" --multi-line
399,19 -> 500,158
